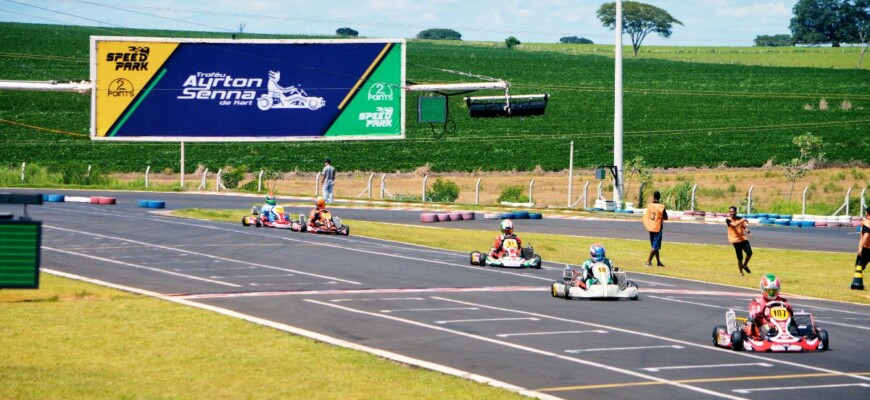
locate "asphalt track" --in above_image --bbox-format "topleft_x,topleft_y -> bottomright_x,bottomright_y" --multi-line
3,189 -> 869,400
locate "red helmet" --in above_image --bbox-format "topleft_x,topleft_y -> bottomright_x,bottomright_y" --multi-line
760,274 -> 780,300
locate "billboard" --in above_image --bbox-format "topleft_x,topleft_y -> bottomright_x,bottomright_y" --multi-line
90,37 -> 405,141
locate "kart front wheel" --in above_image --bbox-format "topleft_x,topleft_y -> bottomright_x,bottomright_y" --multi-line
730,330 -> 744,351
255,219 -> 262,228
242,217 -> 249,226
343,226 -> 350,236
712,325 -> 726,346
819,329 -> 829,351
533,255 -> 542,269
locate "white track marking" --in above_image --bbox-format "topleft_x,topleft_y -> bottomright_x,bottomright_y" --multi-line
40,269 -> 560,400
650,295 -> 870,331
430,297 -> 870,382
626,278 -> 675,287
177,266 -> 255,271
250,281 -> 334,287
43,247 -> 241,287
436,317 -> 540,324
565,345 -> 684,353
733,383 -> 870,394
331,297 -> 425,302
305,299 -> 749,400
210,274 -> 294,279
642,363 -> 773,372
381,307 -> 479,313
45,225 -> 362,285
497,330 -> 607,338
790,302 -> 870,316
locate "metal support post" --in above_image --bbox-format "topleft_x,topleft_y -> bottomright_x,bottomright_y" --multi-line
475,178 -> 482,205
567,141 -> 574,207
20,162 -> 25,182
802,186 -> 809,216
422,175 -> 429,202
845,187 -> 853,216
861,188 -> 867,216
145,165 -> 151,188
215,168 -> 223,191
367,173 -> 374,198
690,184 -> 698,211
315,172 -> 322,197
583,181 -> 590,209
180,142 -> 185,188
597,181 -> 603,200
380,174 -> 386,199
747,185 -> 754,214
529,179 -> 535,204
257,170 -> 264,192
87,165 -> 91,178
198,169 -> 208,190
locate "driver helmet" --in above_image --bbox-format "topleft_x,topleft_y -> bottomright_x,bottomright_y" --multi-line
760,274 -> 780,300
265,193 -> 276,206
315,196 -> 326,209
500,219 -> 513,235
590,243 -> 606,262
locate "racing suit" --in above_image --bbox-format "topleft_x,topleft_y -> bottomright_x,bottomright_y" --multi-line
489,233 -> 522,258
261,203 -> 276,222
308,206 -> 329,228
576,258 -> 616,288
748,296 -> 792,338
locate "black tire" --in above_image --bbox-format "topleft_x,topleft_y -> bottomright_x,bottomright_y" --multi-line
469,252 -> 478,266
299,223 -> 307,232
731,329 -> 745,351
550,282 -> 559,298
343,226 -> 350,236
563,285 -> 571,300
533,255 -> 542,269
242,217 -> 249,226
819,329 -> 829,351
255,219 -> 262,228
712,325 -> 726,346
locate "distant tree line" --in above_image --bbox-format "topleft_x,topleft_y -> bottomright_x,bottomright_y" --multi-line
754,34 -> 794,47
336,27 -> 359,37
416,28 -> 462,40
559,36 -> 594,44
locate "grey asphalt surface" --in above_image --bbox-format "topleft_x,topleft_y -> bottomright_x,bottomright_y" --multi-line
3,189 -> 869,400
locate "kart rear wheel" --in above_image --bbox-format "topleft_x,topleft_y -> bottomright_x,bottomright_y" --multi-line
255,219 -> 262,228
730,329 -> 744,351
819,329 -> 829,351
343,226 -> 350,236
242,217 -> 249,226
533,255 -> 542,269
712,325 -> 726,346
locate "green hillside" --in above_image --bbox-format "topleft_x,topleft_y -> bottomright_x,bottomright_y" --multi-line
1,22 -> 868,173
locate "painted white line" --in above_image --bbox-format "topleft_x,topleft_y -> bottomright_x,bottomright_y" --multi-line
650,295 -> 870,331
173,286 -> 543,300
565,345 -> 684,353
382,307 -> 479,313
733,383 -> 870,394
642,363 -> 773,372
43,246 -> 241,287
430,297 -> 870,383
331,297 -> 425,302
40,269 -> 560,400
210,274 -> 294,279
250,281 -> 334,287
305,299 -> 748,400
45,225 -> 362,285
436,317 -> 540,325
176,266 -> 255,271
790,302 -> 870,316
497,330 -> 607,338
626,278 -> 675,287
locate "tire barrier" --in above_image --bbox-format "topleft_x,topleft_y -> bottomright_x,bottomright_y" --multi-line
98,197 -> 117,205
483,213 -> 500,219
513,211 -> 530,219
461,211 -> 475,220
436,213 -> 451,222
420,213 -> 437,223
137,200 -> 150,207
529,213 -> 543,219
46,194 -> 65,202
64,196 -> 91,203
146,200 -> 165,209
449,212 -> 464,221
500,212 -> 515,219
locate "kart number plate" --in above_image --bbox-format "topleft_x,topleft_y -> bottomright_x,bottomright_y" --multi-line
503,239 -> 518,249
769,306 -> 789,321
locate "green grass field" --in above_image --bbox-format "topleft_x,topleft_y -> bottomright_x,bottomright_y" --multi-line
1,22 -> 868,174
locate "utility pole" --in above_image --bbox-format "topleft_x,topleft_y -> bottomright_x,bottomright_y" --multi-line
613,0 -> 625,209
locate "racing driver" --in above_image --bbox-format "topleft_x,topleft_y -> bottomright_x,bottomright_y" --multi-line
308,196 -> 329,228
489,220 -> 523,259
573,243 -> 618,288
261,193 -> 278,222
748,274 -> 793,338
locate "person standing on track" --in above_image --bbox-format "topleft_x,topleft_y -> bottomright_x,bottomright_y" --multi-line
321,158 -> 336,204
726,206 -> 753,276
643,190 -> 667,267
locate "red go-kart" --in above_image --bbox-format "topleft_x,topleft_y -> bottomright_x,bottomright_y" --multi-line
713,301 -> 829,352
290,211 -> 349,235
242,205 -> 292,229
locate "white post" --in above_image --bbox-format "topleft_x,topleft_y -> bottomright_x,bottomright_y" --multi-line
422,175 -> 429,202
802,186 -> 809,216
20,162 -> 25,182
583,181 -> 590,209
747,185 -> 754,214
198,169 -> 208,190
367,173 -> 374,198
180,142 -> 185,189
613,0 -> 625,209
315,172 -> 321,197
690,184 -> 698,211
145,165 -> 151,188
475,178 -> 482,205
567,141 -> 574,207
845,187 -> 853,216
380,174 -> 386,199
215,168 -> 223,191
861,188 -> 867,216
87,165 -> 91,178
597,181 -> 603,200
257,170 -> 264,192
529,179 -> 535,204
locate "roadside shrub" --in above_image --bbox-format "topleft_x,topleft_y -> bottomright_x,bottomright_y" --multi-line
239,179 -> 259,192
426,178 -> 460,202
662,180 -> 693,210
392,193 -> 422,202
498,185 -> 529,203
51,163 -> 110,186
221,165 -> 248,189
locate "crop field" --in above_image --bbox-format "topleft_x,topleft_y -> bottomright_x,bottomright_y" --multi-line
0,22 -> 869,174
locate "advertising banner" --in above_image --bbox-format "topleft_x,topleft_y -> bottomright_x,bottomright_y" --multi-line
90,37 -> 405,141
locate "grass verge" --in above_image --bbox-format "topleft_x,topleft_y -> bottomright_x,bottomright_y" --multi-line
172,208 -> 870,305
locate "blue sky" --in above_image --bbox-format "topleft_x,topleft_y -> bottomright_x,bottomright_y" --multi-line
1,0 -> 796,46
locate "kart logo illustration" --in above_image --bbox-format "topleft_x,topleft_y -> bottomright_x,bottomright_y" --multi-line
106,46 -> 149,71
107,78 -> 135,98
359,107 -> 393,127
367,82 -> 393,101
257,71 -> 326,111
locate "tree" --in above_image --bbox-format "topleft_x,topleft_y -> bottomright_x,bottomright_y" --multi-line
782,133 -> 825,203
416,28 -> 462,40
335,27 -> 359,37
559,36 -> 594,44
624,156 -> 653,206
596,1 -> 683,57
505,36 -> 521,49
754,34 -> 794,47
790,0 -> 868,48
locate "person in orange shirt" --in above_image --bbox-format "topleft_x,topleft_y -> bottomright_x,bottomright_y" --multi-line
725,206 -> 752,276
643,191 -> 668,267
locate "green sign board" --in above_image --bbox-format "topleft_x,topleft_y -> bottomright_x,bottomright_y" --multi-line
0,221 -> 41,289
417,96 -> 447,124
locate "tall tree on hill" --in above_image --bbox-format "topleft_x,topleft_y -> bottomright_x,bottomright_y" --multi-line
596,1 -> 682,57
416,28 -> 462,40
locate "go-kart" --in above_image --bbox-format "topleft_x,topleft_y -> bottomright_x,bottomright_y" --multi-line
550,262 -> 639,300
290,211 -> 350,235
713,302 -> 829,352
257,88 -> 325,111
469,239 -> 541,269
712,301 -> 829,352
242,205 -> 292,229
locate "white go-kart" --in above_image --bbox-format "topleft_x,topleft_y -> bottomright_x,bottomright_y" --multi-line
550,262 -> 639,300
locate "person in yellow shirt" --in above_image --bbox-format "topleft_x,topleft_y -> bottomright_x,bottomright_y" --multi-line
726,206 -> 752,276
643,191 -> 668,267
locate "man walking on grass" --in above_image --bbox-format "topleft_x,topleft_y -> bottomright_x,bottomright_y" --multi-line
643,190 -> 667,267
